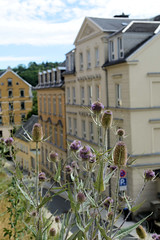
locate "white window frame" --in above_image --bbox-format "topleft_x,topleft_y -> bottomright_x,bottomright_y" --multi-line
82,120 -> 86,139
117,37 -> 124,58
109,40 -> 115,61
95,47 -> 99,67
81,86 -> 85,104
67,87 -> 70,104
72,87 -> 76,104
73,118 -> 77,136
89,122 -> 94,141
116,84 -> 122,107
79,52 -> 83,70
88,85 -> 92,105
87,50 -> 91,69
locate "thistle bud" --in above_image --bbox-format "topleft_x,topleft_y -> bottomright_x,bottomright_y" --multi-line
55,216 -> 60,223
38,172 -> 46,182
108,211 -> 113,220
31,211 -> 37,217
113,141 -> 127,167
70,140 -> 81,151
136,225 -> 147,239
79,146 -> 92,161
144,169 -> 155,181
71,161 -> 79,169
49,151 -> 58,162
91,101 -> 104,114
77,192 -> 86,204
116,128 -> 125,137
101,110 -> 113,129
5,137 -> 14,146
32,123 -> 43,142
49,227 -> 56,237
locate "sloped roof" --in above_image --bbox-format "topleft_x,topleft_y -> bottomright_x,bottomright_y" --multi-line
14,115 -> 38,142
88,17 -> 135,32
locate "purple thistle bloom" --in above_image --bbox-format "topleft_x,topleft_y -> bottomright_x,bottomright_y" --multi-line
104,197 -> 113,209
144,169 -> 155,181
38,172 -> 46,182
65,165 -> 72,174
109,165 -> 118,172
5,137 -> 14,146
89,155 -> 96,164
91,101 -> 104,114
152,233 -> 160,239
70,140 -> 81,151
49,151 -> 58,162
79,146 -> 93,161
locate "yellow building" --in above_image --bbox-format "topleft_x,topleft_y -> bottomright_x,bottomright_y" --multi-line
14,115 -> 39,172
0,66 -> 32,138
36,66 -> 67,179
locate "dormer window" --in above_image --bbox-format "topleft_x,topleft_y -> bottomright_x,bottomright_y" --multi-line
109,40 -> 115,61
117,37 -> 124,59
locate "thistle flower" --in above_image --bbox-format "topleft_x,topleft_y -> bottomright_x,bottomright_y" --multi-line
49,227 -> 56,237
65,165 -> 72,174
101,110 -> 113,129
89,155 -> 96,164
5,137 -> 14,146
32,123 -> 43,142
136,225 -> 147,239
109,165 -> 118,172
144,169 -> 155,181
55,216 -> 60,223
79,146 -> 92,161
38,172 -> 46,182
71,161 -> 79,169
113,141 -> 127,167
70,140 -> 81,151
116,128 -> 125,137
49,151 -> 58,162
91,101 -> 104,114
152,233 -> 160,239
77,192 -> 86,204
104,197 -> 113,209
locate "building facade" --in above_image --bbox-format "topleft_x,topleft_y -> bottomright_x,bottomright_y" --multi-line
64,17 -> 160,213
36,66 -> 67,179
14,115 -> 38,172
0,67 -> 32,138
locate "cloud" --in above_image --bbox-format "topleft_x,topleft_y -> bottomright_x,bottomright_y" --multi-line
0,0 -> 159,46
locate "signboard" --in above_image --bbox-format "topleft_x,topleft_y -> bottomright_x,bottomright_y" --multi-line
119,177 -> 127,191
120,169 -> 126,178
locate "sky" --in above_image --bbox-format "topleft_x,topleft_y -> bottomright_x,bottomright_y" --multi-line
0,0 -> 159,69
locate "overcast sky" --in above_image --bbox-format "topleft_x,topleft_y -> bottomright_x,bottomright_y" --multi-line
0,0 -> 160,69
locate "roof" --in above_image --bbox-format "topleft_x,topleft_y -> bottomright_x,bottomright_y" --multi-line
123,21 -> 160,33
88,17 -> 136,32
14,115 -> 38,142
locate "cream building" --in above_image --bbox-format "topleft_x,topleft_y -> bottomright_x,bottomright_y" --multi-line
64,17 -> 160,214
103,21 -> 160,213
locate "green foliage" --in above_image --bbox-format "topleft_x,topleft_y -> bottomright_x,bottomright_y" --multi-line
13,61 -> 60,86
26,90 -> 38,119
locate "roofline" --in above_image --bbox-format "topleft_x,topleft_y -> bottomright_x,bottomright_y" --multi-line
0,68 -> 32,88
122,20 -> 160,33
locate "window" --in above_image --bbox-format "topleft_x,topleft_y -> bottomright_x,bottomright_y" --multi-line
48,97 -> 51,114
9,114 -> 14,124
81,86 -> 85,104
0,116 -> 2,125
0,130 -> 2,138
20,89 -> 25,97
21,101 -> 25,110
73,118 -> 77,136
8,78 -> 12,86
21,114 -> 25,122
68,117 -> 72,134
60,129 -> 63,148
82,120 -> 86,139
89,122 -> 94,141
88,86 -> 92,105
67,87 -> 70,103
116,84 -> 122,107
66,56 -> 69,71
49,125 -> 52,143
87,50 -> 91,69
0,103 -> 2,112
9,102 -> 13,111
58,97 -> 62,115
45,73 -> 47,83
54,127 -> 57,145
44,96 -> 46,113
95,48 -> 99,66
96,85 -> 100,100
39,96 -> 42,113
79,52 -> 83,70
8,89 -> 13,98
72,87 -> 76,104
117,37 -> 124,58
41,146 -> 44,165
109,40 -> 115,61
53,97 -> 56,115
